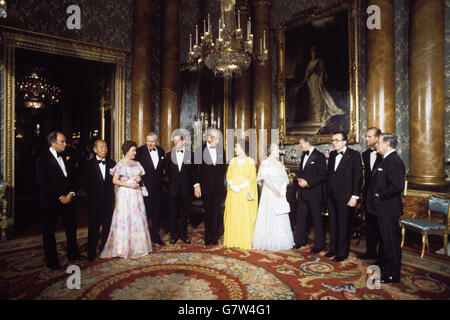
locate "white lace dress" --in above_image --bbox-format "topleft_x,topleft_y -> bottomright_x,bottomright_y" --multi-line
252,159 -> 294,251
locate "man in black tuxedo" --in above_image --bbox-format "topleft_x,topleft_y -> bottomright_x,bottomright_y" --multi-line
36,132 -> 86,270
358,127 -> 383,261
367,133 -> 405,283
83,139 -> 116,261
195,129 -> 227,246
165,134 -> 200,244
295,135 -> 327,254
325,131 -> 362,262
135,132 -> 166,246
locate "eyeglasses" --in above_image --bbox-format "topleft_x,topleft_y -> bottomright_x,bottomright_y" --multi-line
331,139 -> 343,143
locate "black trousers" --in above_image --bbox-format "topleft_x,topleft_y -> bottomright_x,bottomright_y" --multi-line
87,205 -> 113,259
363,204 -> 381,257
377,215 -> 402,278
203,192 -> 223,243
169,195 -> 190,239
295,198 -> 325,249
327,198 -> 353,258
144,191 -> 162,241
42,202 -> 79,266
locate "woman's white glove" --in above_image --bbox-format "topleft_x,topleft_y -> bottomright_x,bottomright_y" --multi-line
230,185 -> 241,192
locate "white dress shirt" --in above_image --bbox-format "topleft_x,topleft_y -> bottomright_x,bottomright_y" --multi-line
302,146 -> 315,169
176,148 -> 185,171
334,146 -> 347,171
207,142 -> 217,165
148,147 -> 159,168
369,148 -> 377,170
49,147 -> 67,177
96,155 -> 106,180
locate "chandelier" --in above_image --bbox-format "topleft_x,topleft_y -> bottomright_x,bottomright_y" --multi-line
17,68 -> 61,109
188,0 -> 268,79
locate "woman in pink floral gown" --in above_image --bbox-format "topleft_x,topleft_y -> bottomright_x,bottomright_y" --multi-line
100,140 -> 152,259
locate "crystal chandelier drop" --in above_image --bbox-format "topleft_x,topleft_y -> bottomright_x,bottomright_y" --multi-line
188,0 -> 268,79
17,68 -> 61,109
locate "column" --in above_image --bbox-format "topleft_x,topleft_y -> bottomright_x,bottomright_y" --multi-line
160,0 -> 181,152
130,0 -> 152,146
252,0 -> 272,162
408,0 -> 447,186
366,0 -> 395,132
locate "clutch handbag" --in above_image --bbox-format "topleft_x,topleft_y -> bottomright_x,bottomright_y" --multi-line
141,185 -> 149,197
275,196 -> 290,215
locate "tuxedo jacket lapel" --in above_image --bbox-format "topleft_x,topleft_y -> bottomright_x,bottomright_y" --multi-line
94,161 -> 104,182
335,151 -> 350,173
48,151 -> 66,179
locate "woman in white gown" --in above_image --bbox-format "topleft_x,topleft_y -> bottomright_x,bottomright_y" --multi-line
252,144 -> 294,251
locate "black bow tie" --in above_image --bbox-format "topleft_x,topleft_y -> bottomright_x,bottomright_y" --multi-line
337,151 -> 344,155
304,150 -> 310,156
209,146 -> 216,149
56,152 -> 63,158
177,150 -> 184,153
149,148 -> 156,152
97,159 -> 106,165
370,149 -> 376,152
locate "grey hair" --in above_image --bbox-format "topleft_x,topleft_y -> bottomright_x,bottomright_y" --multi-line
380,133 -> 398,149
146,132 -> 158,139
93,139 -> 107,148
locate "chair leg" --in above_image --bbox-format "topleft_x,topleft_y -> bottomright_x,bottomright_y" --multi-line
401,227 -> 405,248
421,234 -> 426,258
444,234 -> 448,257
425,234 -> 430,253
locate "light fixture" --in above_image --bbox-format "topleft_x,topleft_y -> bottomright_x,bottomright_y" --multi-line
188,0 -> 268,79
17,68 -> 61,109
0,1 -> 7,19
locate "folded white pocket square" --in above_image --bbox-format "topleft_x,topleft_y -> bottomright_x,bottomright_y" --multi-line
377,168 -> 383,171
310,162 -> 315,164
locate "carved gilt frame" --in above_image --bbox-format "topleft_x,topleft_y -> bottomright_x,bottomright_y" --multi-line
1,25 -> 127,221
276,0 -> 359,145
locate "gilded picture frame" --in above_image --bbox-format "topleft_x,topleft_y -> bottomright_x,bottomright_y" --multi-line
276,0 -> 359,145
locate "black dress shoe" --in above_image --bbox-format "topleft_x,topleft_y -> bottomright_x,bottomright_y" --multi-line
88,256 -> 96,262
333,256 -> 347,262
47,263 -> 63,270
211,240 -> 218,246
205,240 -> 211,246
357,253 -> 378,260
324,252 -> 337,258
154,239 -> 166,246
310,247 -> 324,254
180,237 -> 191,244
380,275 -> 400,284
170,238 -> 179,244
293,243 -> 306,249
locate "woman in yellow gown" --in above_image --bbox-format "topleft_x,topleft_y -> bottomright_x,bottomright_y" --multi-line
223,140 -> 258,250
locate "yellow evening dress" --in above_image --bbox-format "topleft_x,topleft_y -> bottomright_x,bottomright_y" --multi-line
223,157 -> 258,250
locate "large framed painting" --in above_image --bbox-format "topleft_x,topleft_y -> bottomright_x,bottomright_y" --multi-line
276,0 -> 359,144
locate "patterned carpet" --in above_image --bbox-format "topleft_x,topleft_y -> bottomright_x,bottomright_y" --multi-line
1,223 -> 449,300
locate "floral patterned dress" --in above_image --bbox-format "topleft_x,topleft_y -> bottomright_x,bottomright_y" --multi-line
100,159 -> 152,259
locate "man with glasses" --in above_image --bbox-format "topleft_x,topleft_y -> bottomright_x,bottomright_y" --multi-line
325,131 -> 362,262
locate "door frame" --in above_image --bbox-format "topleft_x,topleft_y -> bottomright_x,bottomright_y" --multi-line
1,25 -> 127,226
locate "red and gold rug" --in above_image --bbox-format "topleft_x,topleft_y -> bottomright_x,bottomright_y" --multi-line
1,223 -> 449,300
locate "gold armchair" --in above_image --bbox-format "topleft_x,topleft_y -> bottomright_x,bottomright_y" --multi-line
400,196 -> 449,258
